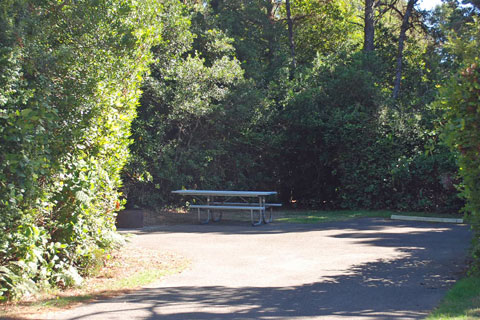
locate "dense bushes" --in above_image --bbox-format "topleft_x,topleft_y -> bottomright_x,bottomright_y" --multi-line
272,53 -> 460,211
441,62 -> 480,272
0,0 -> 167,299
123,2 -> 462,213
125,44 -> 461,212
123,5 -> 271,207
123,1 -> 463,213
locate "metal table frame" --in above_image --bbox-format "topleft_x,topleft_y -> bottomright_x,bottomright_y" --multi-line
172,190 -> 277,225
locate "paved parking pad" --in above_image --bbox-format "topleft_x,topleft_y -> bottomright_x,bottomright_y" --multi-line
44,218 -> 471,320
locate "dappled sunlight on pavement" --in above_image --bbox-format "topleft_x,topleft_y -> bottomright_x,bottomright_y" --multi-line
42,219 -> 470,320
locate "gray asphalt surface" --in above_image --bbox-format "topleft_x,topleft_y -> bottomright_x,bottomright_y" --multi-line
42,218 -> 471,320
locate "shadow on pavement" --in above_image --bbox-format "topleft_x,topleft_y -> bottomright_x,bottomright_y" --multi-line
69,220 -> 471,320
127,217 -> 465,236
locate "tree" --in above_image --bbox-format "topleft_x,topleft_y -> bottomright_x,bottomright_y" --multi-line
285,0 -> 297,75
124,3 -> 260,207
437,6 -> 480,272
208,0 -> 284,83
392,0 -> 419,100
286,0 -> 363,65
364,0 -> 376,51
441,61 -> 480,273
363,0 -> 396,52
463,0 -> 480,10
0,0 -> 167,300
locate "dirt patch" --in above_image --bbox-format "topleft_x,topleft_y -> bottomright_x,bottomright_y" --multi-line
119,207 -> 298,228
1,243 -> 188,319
143,208 -> 196,225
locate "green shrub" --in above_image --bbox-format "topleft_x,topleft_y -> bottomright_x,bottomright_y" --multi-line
123,6 -> 263,207
441,61 -> 480,273
0,0 -> 167,300
275,52 -> 460,211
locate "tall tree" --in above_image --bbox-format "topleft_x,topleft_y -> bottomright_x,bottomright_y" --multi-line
463,0 -> 480,10
392,0 -> 418,99
364,0 -> 404,52
285,0 -> 297,75
287,0 -> 363,65
364,0 -> 376,51
208,0 -> 282,83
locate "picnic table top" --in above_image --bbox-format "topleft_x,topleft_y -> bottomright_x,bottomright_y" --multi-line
171,190 -> 277,197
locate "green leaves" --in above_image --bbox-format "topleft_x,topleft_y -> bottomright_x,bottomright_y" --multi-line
124,2 -> 263,208
0,0 -> 167,299
440,61 -> 480,273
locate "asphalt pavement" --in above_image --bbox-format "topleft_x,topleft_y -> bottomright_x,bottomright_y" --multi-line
41,218 -> 471,320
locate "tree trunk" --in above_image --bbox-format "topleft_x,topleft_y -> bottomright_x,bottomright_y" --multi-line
268,0 -> 278,21
392,0 -> 417,100
364,0 -> 375,52
285,0 -> 296,76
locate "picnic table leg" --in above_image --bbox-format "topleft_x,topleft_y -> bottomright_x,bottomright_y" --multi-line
207,196 -> 211,222
212,211 -> 223,222
209,196 -> 222,222
197,207 -> 211,224
251,209 -> 263,226
264,206 -> 273,223
197,195 -> 211,224
258,196 -> 267,224
251,195 -> 263,226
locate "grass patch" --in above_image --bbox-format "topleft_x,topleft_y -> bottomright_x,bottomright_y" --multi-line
0,241 -> 189,319
427,276 -> 480,320
32,295 -> 95,309
275,209 -> 463,224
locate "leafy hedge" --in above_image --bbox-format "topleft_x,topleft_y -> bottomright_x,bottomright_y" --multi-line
269,53 -> 460,211
441,62 -> 480,272
0,0 -> 168,299
123,5 -> 264,207
125,44 -> 461,213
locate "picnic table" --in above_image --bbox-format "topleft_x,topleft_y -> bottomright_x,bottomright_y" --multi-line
171,190 -> 281,226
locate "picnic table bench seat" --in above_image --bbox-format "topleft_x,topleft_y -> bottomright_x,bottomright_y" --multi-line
189,205 -> 266,211
172,190 -> 280,226
209,202 -> 281,224
190,202 -> 282,225
210,202 -> 282,207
